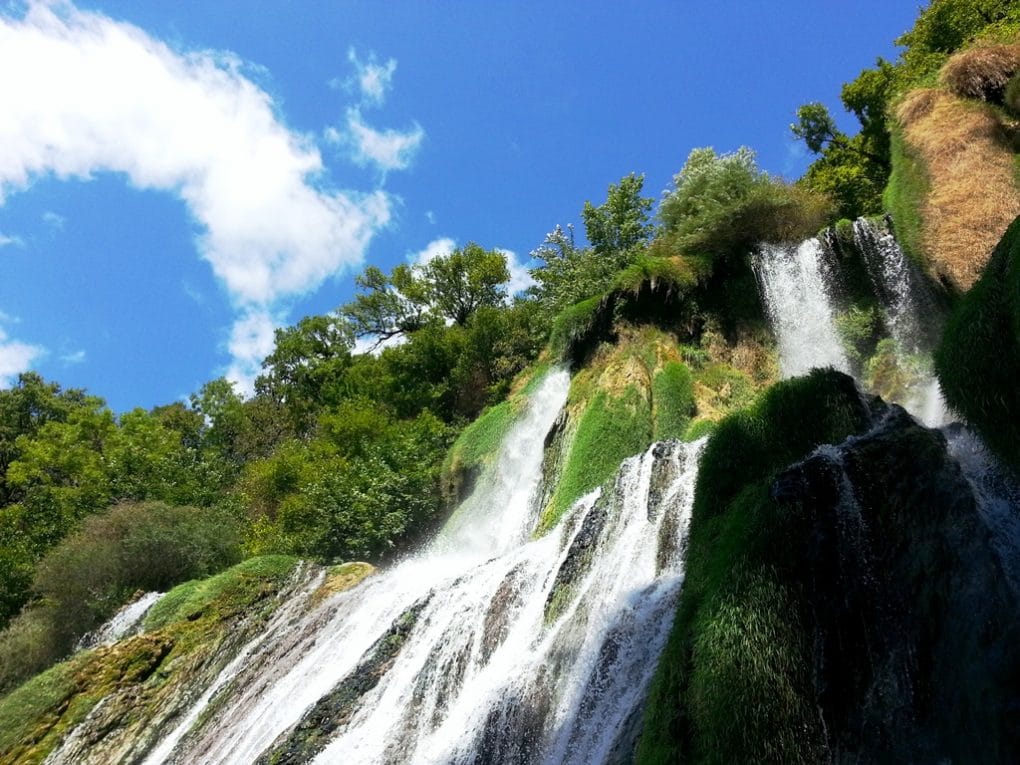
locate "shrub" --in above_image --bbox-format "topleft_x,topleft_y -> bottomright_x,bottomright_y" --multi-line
658,148 -> 831,269
940,44 -> 1020,102
0,501 -> 240,692
1006,71 -> 1020,115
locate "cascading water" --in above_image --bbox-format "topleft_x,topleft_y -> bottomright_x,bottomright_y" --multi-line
852,218 -> 949,427
756,220 -> 951,427
106,367 -> 705,765
754,238 -> 850,377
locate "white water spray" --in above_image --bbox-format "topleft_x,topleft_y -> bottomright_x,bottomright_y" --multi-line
120,367 -> 706,765
852,219 -> 950,427
754,238 -> 850,377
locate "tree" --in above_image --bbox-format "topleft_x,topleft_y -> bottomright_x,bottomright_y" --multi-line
341,244 -> 510,345
581,172 -> 654,256
421,242 -> 509,326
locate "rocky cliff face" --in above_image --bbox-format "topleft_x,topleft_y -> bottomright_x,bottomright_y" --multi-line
637,371 -> 1020,764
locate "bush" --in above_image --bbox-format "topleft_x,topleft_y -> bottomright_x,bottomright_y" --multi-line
0,501 -> 241,692
936,215 -> 1020,470
1006,70 -> 1020,116
658,148 -> 831,269
940,44 -> 1020,101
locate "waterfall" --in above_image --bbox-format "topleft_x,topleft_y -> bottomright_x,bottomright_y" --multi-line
852,218 -> 949,427
124,367 -> 705,765
756,221 -> 950,427
76,591 -> 164,650
754,238 -> 850,378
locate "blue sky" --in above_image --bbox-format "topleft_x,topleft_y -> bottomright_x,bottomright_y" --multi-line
0,0 -> 920,412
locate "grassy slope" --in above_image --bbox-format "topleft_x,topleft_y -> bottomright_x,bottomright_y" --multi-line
0,556 -> 301,764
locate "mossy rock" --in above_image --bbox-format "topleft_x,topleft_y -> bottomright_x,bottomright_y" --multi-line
537,328 -> 694,533
936,215 -> 1020,470
311,562 -> 374,604
0,556 -> 302,764
636,369 -> 872,765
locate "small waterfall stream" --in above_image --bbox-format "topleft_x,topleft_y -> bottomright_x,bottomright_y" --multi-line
754,238 -> 850,377
755,219 -> 950,426
117,367 -> 706,765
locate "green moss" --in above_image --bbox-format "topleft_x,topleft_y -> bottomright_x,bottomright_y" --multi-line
636,369 -> 871,765
144,555 -> 298,630
682,418 -> 716,442
883,127 -> 930,270
548,295 -> 608,362
0,658 -> 79,761
936,215 -> 1020,470
651,362 -> 695,441
612,253 -> 698,296
0,555 -> 301,763
539,386 -> 652,533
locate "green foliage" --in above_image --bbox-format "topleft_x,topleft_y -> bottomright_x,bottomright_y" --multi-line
864,338 -> 931,404
255,314 -> 353,433
1006,71 -> 1020,116
0,501 -> 241,692
580,172 -> 654,257
341,242 -> 510,347
421,242 -> 510,326
540,386 -> 652,532
548,296 -> 606,362
936,215 -> 1020,469
238,406 -> 453,562
637,370 -> 871,764
834,304 -> 884,364
795,0 -> 1020,219
883,128 -> 931,269
658,147 -> 831,266
652,362 -> 695,441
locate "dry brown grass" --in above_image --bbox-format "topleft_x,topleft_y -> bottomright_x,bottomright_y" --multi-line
895,89 -> 1020,290
940,44 -> 1020,101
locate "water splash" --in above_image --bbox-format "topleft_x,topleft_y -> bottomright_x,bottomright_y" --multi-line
853,219 -> 950,427
76,591 -> 164,650
754,238 -> 850,377
127,366 -> 706,765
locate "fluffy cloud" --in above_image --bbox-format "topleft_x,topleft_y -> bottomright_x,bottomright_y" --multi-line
327,108 -> 424,174
499,248 -> 537,296
411,237 -> 456,266
0,326 -> 43,388
345,47 -> 397,106
224,308 -> 279,395
0,2 -> 396,389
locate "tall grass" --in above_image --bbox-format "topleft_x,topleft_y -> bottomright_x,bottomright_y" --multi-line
894,88 -> 1020,289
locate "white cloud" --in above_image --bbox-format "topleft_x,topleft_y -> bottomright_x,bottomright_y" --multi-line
499,248 -> 537,296
224,308 -> 278,396
60,349 -> 85,364
41,210 -> 64,229
0,2 -> 396,387
345,47 -> 396,107
0,231 -> 24,248
411,237 -> 456,266
0,326 -> 44,387
328,107 -> 424,174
